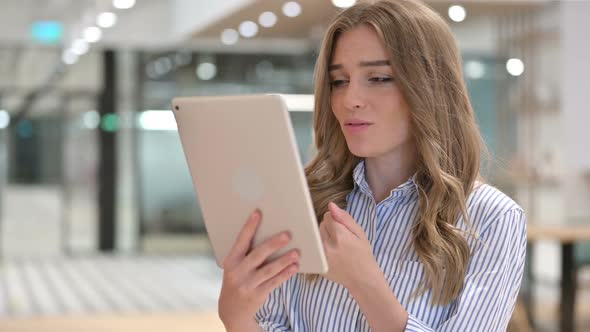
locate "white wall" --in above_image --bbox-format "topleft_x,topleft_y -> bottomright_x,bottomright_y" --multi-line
561,1 -> 590,219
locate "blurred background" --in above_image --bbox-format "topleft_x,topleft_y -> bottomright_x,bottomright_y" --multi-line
0,0 -> 588,331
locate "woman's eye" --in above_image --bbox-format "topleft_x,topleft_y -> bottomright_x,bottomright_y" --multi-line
369,77 -> 393,83
330,79 -> 348,88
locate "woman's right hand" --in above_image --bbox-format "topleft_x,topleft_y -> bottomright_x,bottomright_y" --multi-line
218,209 -> 300,330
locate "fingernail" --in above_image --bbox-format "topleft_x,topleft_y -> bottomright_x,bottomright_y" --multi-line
330,202 -> 340,212
329,203 -> 339,217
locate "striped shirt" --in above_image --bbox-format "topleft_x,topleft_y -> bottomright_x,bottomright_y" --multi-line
255,160 -> 527,331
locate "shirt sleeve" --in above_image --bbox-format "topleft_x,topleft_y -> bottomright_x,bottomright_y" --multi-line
405,208 -> 527,332
254,284 -> 292,332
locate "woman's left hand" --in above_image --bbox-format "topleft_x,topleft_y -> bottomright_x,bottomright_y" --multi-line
320,202 -> 380,291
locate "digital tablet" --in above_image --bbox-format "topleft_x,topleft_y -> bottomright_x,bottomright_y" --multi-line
171,94 -> 328,274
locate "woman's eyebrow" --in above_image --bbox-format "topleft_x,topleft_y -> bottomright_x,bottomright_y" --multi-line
328,59 -> 391,72
359,59 -> 390,67
328,64 -> 343,72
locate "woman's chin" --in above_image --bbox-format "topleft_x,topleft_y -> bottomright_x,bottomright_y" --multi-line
347,145 -> 375,158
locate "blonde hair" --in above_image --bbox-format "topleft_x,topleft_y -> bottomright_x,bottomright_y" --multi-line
305,0 -> 484,305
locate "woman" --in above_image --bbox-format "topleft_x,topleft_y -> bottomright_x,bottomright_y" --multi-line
218,0 -> 527,331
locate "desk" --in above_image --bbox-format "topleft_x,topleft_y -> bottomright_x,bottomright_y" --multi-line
527,224 -> 590,332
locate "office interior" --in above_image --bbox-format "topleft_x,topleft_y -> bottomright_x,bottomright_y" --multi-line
0,0 -> 589,331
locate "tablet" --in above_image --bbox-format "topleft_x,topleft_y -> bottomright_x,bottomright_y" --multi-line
171,94 -> 328,274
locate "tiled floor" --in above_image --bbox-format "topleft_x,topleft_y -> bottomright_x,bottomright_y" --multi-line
0,255 -> 222,318
0,255 -> 589,331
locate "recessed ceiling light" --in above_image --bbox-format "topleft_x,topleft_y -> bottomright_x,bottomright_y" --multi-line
259,11 -> 277,28
448,5 -> 466,23
196,63 -> 217,80
97,12 -> 117,28
62,49 -> 78,65
83,26 -> 102,43
71,39 -> 89,55
506,58 -> 525,76
221,29 -> 239,45
239,21 -> 258,38
113,0 -> 135,10
331,0 -> 356,9
282,1 -> 302,18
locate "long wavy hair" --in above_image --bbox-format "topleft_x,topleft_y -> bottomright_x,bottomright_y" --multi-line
305,0 -> 484,305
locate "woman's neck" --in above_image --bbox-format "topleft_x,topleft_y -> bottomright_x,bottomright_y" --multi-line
364,143 -> 417,204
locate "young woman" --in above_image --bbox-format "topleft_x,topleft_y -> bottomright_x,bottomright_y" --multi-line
218,0 -> 527,331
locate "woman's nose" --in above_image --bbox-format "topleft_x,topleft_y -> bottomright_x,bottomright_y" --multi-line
343,81 -> 367,111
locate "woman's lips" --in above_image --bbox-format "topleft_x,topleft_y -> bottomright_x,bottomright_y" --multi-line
344,123 -> 372,134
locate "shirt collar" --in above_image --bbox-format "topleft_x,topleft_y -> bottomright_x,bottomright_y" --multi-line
352,160 -> 418,202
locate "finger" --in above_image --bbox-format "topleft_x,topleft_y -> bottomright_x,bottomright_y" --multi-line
239,231 -> 291,272
223,210 -> 262,269
328,202 -> 359,236
257,262 -> 299,295
320,221 -> 338,251
250,249 -> 300,288
325,218 -> 342,241
319,220 -> 331,242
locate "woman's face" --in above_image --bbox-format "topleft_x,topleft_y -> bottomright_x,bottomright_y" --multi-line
329,24 -> 414,160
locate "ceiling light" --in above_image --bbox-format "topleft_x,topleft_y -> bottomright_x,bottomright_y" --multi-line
153,57 -> 173,76
62,49 -> 78,65
465,60 -> 485,79
83,110 -> 100,129
196,63 -> 217,81
221,28 -> 239,45
259,11 -> 277,28
97,12 -> 117,28
448,5 -> 466,23
331,0 -> 356,9
239,21 -> 258,38
506,58 -> 525,76
138,111 -> 177,131
113,0 -> 136,10
282,1 -> 302,18
71,39 -> 89,55
0,110 -> 10,129
83,26 -> 102,43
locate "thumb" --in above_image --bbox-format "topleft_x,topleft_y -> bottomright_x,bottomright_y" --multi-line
328,202 -> 358,234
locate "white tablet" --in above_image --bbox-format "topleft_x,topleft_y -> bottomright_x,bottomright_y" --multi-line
171,94 -> 328,274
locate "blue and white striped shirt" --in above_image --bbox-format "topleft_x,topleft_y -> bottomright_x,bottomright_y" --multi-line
256,160 -> 527,331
